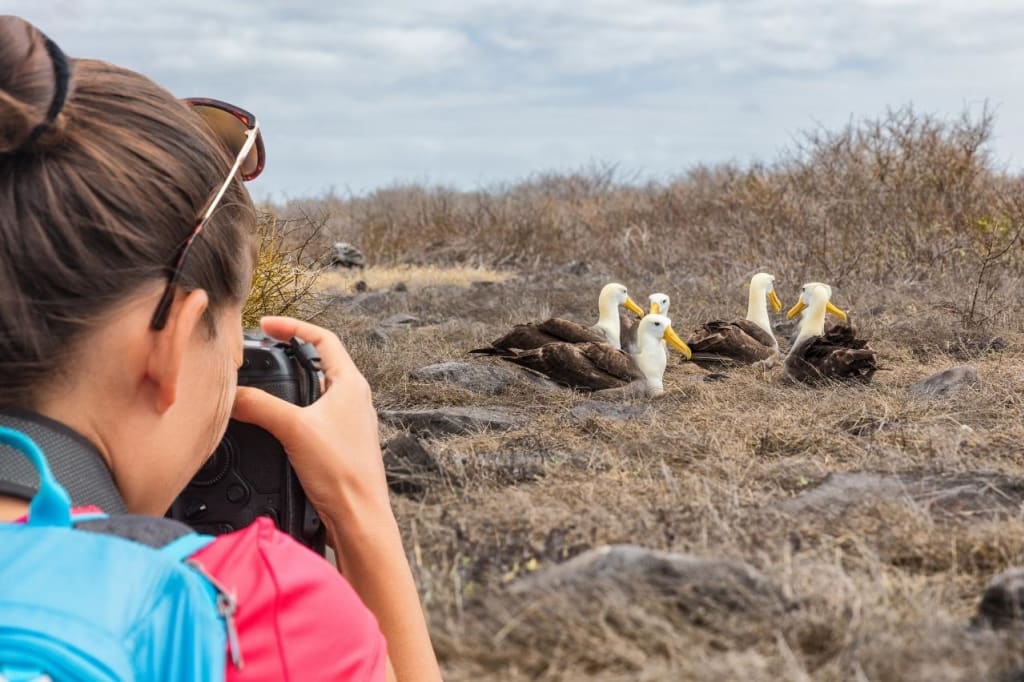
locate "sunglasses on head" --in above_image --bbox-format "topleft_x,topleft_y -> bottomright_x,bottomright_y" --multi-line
149,97 -> 266,330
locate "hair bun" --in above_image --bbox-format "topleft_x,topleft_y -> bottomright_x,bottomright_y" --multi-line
0,16 -> 69,154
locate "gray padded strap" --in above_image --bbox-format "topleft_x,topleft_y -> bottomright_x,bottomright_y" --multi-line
0,410 -> 127,514
77,515 -> 194,549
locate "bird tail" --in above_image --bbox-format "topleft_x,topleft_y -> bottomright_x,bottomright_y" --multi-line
468,346 -> 511,357
688,353 -> 741,368
845,349 -> 878,381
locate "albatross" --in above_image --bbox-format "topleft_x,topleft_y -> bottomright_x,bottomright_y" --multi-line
502,314 -> 692,397
649,293 -> 670,315
685,272 -> 784,367
622,292 -> 670,354
470,282 -> 645,355
784,283 -> 877,383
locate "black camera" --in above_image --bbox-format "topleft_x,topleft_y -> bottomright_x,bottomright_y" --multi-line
168,333 -> 326,554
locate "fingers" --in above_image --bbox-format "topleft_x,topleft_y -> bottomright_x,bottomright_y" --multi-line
231,385 -> 300,444
259,316 -> 356,383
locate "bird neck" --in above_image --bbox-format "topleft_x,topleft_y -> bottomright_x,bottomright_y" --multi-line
595,294 -> 621,347
793,298 -> 827,347
746,282 -> 773,337
635,334 -> 668,387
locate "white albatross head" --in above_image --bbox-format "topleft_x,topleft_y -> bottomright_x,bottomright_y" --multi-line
787,283 -> 847,345
594,282 -> 645,349
648,293 -> 670,315
746,272 -> 782,336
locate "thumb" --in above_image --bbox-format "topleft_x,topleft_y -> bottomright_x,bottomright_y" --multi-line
231,386 -> 300,445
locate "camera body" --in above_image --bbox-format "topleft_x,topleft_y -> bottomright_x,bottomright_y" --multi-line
168,333 -> 326,554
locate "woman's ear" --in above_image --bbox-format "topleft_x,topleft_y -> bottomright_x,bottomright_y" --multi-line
146,289 -> 210,413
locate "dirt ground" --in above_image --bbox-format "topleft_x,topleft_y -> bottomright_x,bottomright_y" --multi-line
311,264 -> 1024,681
257,108 -> 1024,680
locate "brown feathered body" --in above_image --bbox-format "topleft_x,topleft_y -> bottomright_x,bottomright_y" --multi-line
686,319 -> 778,367
784,324 -> 877,384
501,342 -> 644,391
470,318 -> 606,356
619,309 -> 641,354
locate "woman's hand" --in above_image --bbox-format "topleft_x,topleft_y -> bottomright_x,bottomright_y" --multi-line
230,316 -> 392,533
231,316 -> 443,681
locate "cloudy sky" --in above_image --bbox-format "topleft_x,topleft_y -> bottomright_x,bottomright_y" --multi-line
9,1 -> 1024,200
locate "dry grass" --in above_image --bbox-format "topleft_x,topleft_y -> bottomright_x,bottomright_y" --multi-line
317,265 -> 513,294
309,270 -> 1024,681
264,106 -> 1024,680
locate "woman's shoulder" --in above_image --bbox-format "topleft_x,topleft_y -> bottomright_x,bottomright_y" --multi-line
191,518 -> 388,681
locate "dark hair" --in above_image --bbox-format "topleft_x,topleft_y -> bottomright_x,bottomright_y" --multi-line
0,16 -> 256,409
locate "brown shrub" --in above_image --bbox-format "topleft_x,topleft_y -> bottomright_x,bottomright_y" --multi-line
242,210 -> 328,328
276,105 -> 1023,331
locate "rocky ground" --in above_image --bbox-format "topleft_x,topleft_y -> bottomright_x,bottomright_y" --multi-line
313,263 -> 1024,681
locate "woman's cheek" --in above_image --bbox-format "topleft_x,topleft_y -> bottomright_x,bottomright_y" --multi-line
198,353 -> 235,460
215,359 -> 236,442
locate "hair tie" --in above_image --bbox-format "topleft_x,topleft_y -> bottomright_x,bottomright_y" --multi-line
23,34 -> 70,148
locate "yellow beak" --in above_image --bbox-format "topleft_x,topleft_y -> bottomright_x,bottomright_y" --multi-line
767,290 -> 782,313
787,299 -> 807,320
625,297 -> 645,317
826,302 -> 848,322
650,301 -> 661,315
664,326 -> 692,360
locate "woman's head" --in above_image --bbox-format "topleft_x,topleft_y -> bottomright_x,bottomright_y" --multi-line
0,16 -> 258,512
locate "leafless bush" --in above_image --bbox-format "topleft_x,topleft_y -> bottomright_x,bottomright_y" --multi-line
274,106 -> 1022,332
242,210 -> 329,328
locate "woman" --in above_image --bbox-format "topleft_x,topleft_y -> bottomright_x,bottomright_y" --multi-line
0,15 -> 441,681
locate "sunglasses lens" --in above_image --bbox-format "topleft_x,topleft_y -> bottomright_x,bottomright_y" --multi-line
191,104 -> 261,179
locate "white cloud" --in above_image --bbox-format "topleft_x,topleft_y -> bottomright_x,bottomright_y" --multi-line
5,0 -> 1024,197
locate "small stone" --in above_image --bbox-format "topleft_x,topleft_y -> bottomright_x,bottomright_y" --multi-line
382,433 -> 450,499
450,450 -> 550,485
381,313 -> 421,327
975,568 -> 1024,629
518,372 -> 561,392
345,291 -> 390,311
509,545 -> 789,626
367,328 -> 392,346
569,400 -> 651,422
911,366 -> 980,397
391,281 -> 408,292
379,407 -> 521,436
329,242 -> 367,269
779,471 -> 1024,521
410,362 -> 523,395
778,472 -> 904,515
413,361 -> 558,395
353,280 -> 368,292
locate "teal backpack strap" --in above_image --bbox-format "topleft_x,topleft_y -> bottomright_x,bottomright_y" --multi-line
0,426 -> 71,528
0,429 -> 231,680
